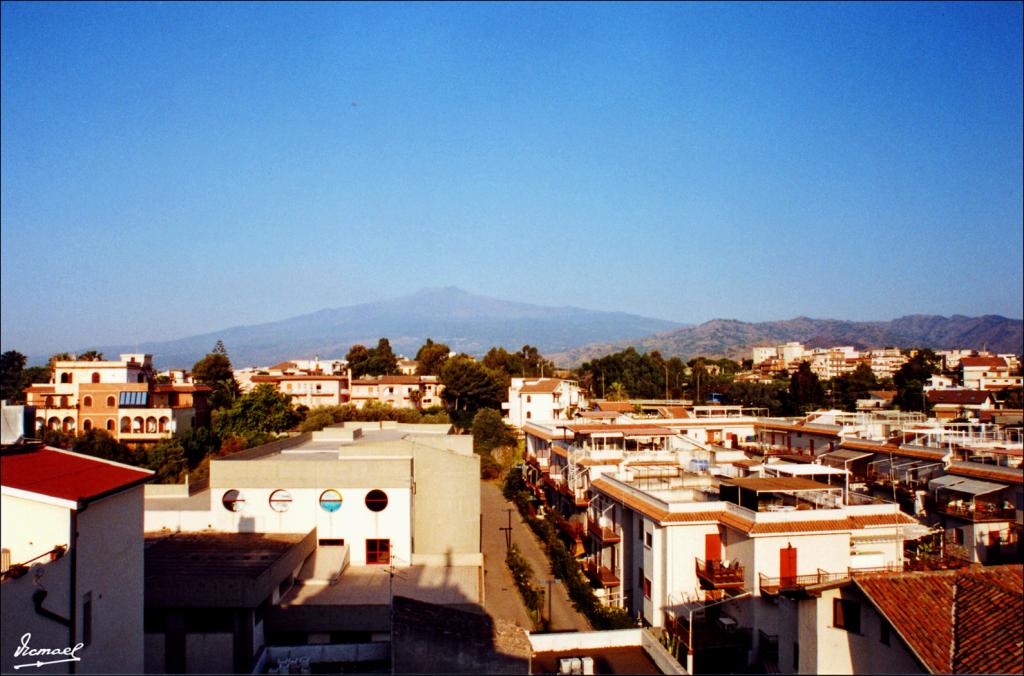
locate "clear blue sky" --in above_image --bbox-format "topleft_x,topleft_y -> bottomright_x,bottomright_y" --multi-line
2,1 -> 1022,354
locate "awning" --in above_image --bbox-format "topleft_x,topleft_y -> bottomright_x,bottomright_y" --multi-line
766,464 -> 848,477
820,450 -> 872,463
928,475 -> 1005,496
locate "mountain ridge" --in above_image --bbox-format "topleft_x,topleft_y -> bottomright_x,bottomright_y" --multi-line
549,314 -> 1024,366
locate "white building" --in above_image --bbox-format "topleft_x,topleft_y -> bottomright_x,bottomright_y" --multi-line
350,375 -> 443,409
504,378 -> 586,427
1,442 -> 153,674
250,374 -> 351,408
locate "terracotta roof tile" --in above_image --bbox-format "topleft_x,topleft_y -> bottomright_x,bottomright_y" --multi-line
747,519 -> 854,535
855,565 -> 1023,675
960,357 -> 1008,368
947,463 -> 1024,486
849,513 -> 919,528
928,390 -> 993,406
518,379 -> 563,394
594,401 -> 636,413
2,446 -> 152,504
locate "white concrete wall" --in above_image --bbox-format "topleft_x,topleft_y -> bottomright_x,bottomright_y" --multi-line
146,487 -> 412,566
75,487 -> 146,673
1,494 -> 70,563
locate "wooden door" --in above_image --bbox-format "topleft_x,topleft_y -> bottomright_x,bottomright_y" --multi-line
705,533 -> 722,562
780,545 -> 797,586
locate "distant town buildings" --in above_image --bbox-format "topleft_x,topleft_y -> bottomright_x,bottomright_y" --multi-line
21,353 -> 211,443
503,377 -> 587,427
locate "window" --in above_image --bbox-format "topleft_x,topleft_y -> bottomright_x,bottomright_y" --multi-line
645,532 -> 653,548
952,528 -> 965,546
526,411 -> 532,419
365,489 -> 388,512
60,373 -> 71,384
222,490 -> 244,512
106,419 -> 115,431
643,577 -> 652,600
269,490 -> 293,513
106,395 -> 116,407
527,396 -> 532,403
833,598 -> 861,633
82,592 -> 93,646
91,373 -> 100,383
366,539 -> 390,564
82,420 -> 92,431
793,642 -> 799,671
83,396 -> 92,407
880,621 -> 890,646
319,489 -> 343,513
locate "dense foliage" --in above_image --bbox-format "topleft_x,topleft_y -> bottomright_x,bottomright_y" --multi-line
439,357 -> 507,429
192,342 -> 241,409
298,402 -> 451,432
346,338 -> 399,378
213,383 -> 301,443
414,338 -> 451,376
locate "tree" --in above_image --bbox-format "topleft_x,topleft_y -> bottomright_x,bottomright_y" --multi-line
143,440 -> 187,483
518,345 -> 555,378
47,352 -> 73,379
72,429 -> 136,465
213,340 -> 227,354
787,362 -> 825,415
213,384 -> 301,442
893,349 -> 939,412
472,408 -> 517,455
346,344 -> 372,378
0,350 -> 27,402
415,338 -> 451,376
365,338 -> 399,376
482,347 -> 525,377
830,363 -> 878,411
439,357 -> 507,429
78,350 -> 104,361
192,350 -> 240,410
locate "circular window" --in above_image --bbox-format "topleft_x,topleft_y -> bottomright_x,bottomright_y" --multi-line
365,489 -> 388,512
319,489 -> 343,513
269,489 -> 292,513
222,490 -> 244,512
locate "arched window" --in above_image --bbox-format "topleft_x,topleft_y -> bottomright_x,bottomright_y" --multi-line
35,417 -> 44,430
45,396 -> 55,407
158,416 -> 170,433
269,490 -> 293,513
146,417 -> 157,433
319,489 -> 343,513
137,374 -> 145,383
83,419 -> 92,431
60,396 -> 69,408
120,417 -> 131,433
222,490 -> 244,512
83,396 -> 92,407
62,417 -> 75,432
60,373 -> 71,384
365,489 -> 388,512
133,417 -> 144,433
91,373 -> 101,383
106,395 -> 116,407
106,419 -> 115,431
48,417 -> 60,430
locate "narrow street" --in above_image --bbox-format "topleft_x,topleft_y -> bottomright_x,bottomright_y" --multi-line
480,481 -> 591,633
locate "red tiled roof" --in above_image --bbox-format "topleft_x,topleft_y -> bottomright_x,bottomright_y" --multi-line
927,390 -> 993,406
24,385 -> 55,393
269,361 -> 298,371
661,511 -> 724,524
153,384 -> 213,393
594,401 -> 636,413
867,390 -> 897,400
1,446 -> 152,505
960,357 -> 1008,368
251,375 -> 347,382
657,406 -> 690,419
946,463 -> 1024,486
855,565 -> 1024,674
849,513 -> 919,528
747,519 -> 854,535
518,379 -> 562,394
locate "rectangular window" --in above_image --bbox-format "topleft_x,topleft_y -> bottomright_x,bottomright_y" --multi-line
793,642 -> 799,672
82,592 -> 93,646
645,532 -> 653,549
833,598 -> 861,633
880,621 -> 890,646
953,528 -> 965,546
366,539 -> 391,564
643,577 -> 652,600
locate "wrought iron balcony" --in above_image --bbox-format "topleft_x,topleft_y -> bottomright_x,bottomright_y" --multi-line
588,518 -> 621,544
695,558 -> 746,589
586,560 -> 621,588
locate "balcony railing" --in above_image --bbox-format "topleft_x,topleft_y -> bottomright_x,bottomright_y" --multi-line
695,558 -> 746,589
588,519 -> 621,544
586,561 -> 621,588
935,501 -> 1016,522
759,564 -> 904,595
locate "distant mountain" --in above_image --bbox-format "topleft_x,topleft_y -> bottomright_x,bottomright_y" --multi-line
550,314 -> 1024,366
64,287 -> 684,368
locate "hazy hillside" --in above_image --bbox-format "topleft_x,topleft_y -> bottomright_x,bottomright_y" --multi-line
550,314 -> 1024,366
64,287 -> 684,368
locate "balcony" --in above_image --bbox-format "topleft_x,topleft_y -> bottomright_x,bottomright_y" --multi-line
695,558 -> 746,589
758,564 -> 904,596
935,500 -> 1016,522
586,561 -> 621,588
588,519 -> 621,544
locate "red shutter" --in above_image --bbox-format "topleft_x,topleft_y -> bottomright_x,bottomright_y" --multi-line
780,546 -> 797,585
705,533 -> 722,562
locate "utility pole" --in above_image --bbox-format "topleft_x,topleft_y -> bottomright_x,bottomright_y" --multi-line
539,578 -> 556,628
500,508 -> 514,552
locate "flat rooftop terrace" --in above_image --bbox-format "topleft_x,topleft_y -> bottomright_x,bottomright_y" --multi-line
280,564 -> 481,607
532,647 -> 662,675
